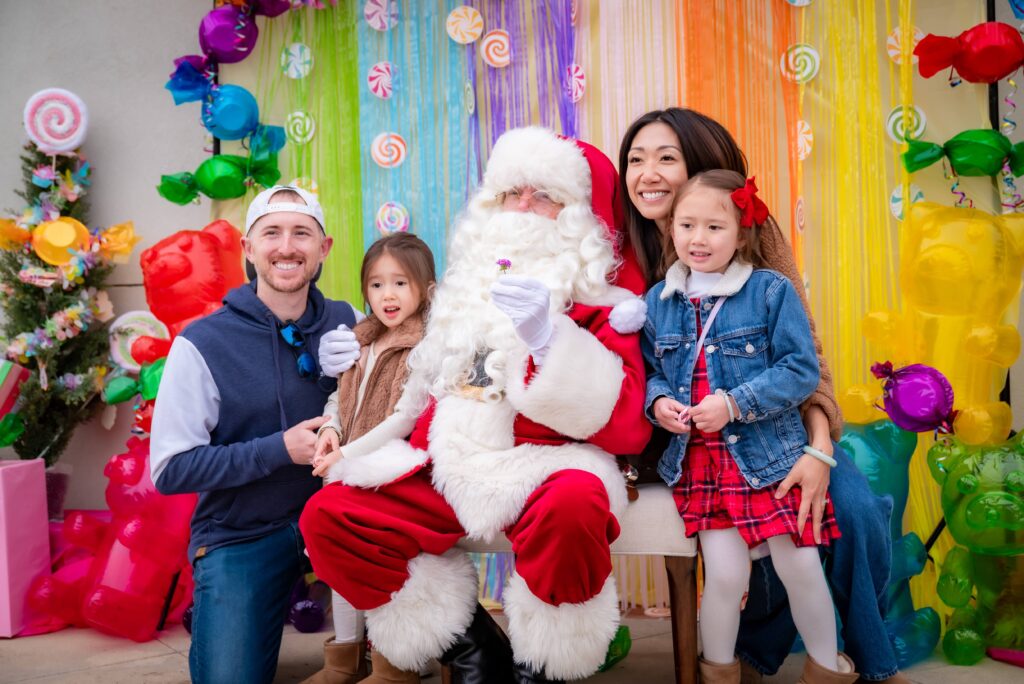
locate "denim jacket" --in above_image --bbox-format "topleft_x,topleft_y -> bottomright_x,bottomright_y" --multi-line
642,261 -> 820,489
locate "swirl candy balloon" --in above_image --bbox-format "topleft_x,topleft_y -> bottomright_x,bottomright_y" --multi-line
886,105 -> 927,143
367,62 -> 393,99
446,6 -> 483,44
887,25 -> 925,65
364,0 -> 398,31
871,361 -> 956,433
481,30 -> 511,68
281,43 -> 314,79
567,63 -> 586,103
23,88 -> 89,154
779,43 -> 820,83
371,132 -> 407,168
375,202 -> 410,234
796,120 -> 813,161
285,111 -> 316,145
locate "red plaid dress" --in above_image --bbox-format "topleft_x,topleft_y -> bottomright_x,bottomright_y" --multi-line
671,298 -> 840,548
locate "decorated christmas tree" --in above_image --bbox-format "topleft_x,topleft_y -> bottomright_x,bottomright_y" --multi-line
0,89 -> 139,466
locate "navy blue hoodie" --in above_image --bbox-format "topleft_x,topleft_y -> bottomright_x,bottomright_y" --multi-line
152,282 -> 356,561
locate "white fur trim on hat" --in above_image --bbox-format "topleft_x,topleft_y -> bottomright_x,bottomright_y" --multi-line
483,127 -> 591,207
364,549 -> 478,670
504,572 -> 620,680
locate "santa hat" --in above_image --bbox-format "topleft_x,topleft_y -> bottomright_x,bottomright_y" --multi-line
482,127 -> 645,294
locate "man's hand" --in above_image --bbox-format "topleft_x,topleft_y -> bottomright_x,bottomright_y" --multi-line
653,396 -> 691,434
775,453 -> 832,544
489,276 -> 554,353
688,393 -> 731,433
319,324 -> 360,377
284,416 -> 328,465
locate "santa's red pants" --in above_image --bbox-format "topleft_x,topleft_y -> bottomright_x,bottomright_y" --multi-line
299,467 -> 620,610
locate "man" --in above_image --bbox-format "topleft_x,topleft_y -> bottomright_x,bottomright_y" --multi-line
301,127 -> 651,684
151,186 -> 361,684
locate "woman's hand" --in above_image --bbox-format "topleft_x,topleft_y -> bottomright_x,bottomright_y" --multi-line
653,397 -> 691,434
775,404 -> 834,543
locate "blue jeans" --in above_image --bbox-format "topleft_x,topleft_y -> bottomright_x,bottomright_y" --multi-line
189,523 -> 306,684
735,442 -> 898,680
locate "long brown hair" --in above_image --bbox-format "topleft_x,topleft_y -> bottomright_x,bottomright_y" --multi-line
662,170 -> 768,272
618,108 -> 748,286
360,233 -> 436,314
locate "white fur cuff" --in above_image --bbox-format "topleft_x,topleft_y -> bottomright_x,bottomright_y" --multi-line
504,572 -> 620,680
608,296 -> 646,334
328,439 -> 430,488
506,313 -> 625,440
364,549 -> 478,670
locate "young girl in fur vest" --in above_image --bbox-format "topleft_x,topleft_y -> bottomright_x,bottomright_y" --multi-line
302,232 -> 435,684
642,170 -> 856,684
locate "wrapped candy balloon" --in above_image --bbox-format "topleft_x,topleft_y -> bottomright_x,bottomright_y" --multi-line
915,22 -> 1024,84
158,150 -> 282,205
165,60 -> 280,143
870,361 -> 956,433
903,129 -> 1024,177
198,5 -> 258,64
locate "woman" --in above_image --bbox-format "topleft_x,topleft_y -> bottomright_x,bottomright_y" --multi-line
619,108 -> 903,684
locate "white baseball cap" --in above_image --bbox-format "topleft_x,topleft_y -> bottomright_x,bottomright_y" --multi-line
245,185 -> 325,235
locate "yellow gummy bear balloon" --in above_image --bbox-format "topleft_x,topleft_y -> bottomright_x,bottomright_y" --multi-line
953,402 -> 1013,446
840,384 -> 882,425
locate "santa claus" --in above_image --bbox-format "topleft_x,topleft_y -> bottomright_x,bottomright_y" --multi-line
301,126 -> 651,683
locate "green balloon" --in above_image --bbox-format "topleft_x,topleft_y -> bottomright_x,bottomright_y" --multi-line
104,375 -> 140,404
0,413 -> 25,447
194,155 -> 248,200
597,625 -> 632,672
157,172 -> 198,205
139,357 -> 166,401
903,129 -> 1024,177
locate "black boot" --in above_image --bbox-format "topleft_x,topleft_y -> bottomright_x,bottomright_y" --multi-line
439,603 -> 515,684
513,661 -> 564,684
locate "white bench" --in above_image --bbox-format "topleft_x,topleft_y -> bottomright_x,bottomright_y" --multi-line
453,483 -> 699,683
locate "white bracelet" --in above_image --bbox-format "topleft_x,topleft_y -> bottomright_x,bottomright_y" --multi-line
716,389 -> 736,422
803,445 -> 837,468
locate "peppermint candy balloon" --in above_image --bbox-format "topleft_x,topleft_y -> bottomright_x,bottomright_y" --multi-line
796,120 -> 813,161
795,196 -> 806,233
446,6 -> 483,44
290,177 -> 319,195
481,30 -> 511,68
368,62 -> 394,99
286,111 -> 316,145
23,88 -> 88,154
109,311 -> 170,373
889,184 -> 924,221
281,42 -> 314,79
371,132 -> 407,168
780,44 -> 820,83
375,201 -> 410,234
364,0 -> 398,31
887,25 -> 924,65
567,63 -> 586,103
885,105 -> 926,142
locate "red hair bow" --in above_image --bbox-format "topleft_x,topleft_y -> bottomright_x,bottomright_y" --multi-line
730,177 -> 770,228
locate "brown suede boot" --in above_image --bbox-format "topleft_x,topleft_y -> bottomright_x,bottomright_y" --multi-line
739,659 -> 763,684
798,653 -> 859,684
699,657 -> 741,684
299,638 -> 368,684
362,650 -> 421,684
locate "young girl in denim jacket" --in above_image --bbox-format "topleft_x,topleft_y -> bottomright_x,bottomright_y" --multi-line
642,170 -> 856,684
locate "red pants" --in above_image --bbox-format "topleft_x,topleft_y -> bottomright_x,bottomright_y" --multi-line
300,468 -> 620,609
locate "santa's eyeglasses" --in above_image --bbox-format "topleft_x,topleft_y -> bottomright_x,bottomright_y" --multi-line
280,321 -> 317,379
496,186 -> 562,212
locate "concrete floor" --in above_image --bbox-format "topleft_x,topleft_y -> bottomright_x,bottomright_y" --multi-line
1,616 -> 1021,683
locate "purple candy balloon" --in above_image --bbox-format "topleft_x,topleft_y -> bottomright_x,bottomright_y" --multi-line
198,6 -> 258,64
289,599 -> 325,633
252,0 -> 292,18
872,362 -> 955,433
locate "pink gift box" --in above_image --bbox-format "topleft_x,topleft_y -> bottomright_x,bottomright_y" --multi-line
0,459 -> 50,637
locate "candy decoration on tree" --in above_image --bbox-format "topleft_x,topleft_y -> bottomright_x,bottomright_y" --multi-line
375,201 -> 410,234
889,184 -> 925,221
108,311 -> 170,373
285,111 -> 316,145
23,88 -> 88,155
367,62 -> 394,99
32,217 -> 90,267
779,44 -> 820,83
198,5 -> 258,64
446,6 -> 483,44
887,26 -> 924,65
885,105 -> 927,143
915,22 -> 1024,84
567,63 -> 586,103
281,42 -> 314,79
903,129 -> 1024,177
871,361 -> 956,433
364,0 -> 398,31
796,120 -> 813,161
481,30 -> 512,68
370,132 -> 407,168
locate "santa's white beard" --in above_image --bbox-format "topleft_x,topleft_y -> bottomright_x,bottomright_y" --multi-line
407,208 -> 614,401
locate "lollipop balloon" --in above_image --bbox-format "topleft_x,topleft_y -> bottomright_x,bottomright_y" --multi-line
871,361 -> 956,433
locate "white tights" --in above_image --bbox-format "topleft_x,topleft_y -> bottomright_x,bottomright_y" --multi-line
331,591 -> 365,644
698,528 -> 838,671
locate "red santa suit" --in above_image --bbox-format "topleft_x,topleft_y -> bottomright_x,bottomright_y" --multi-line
300,127 -> 650,681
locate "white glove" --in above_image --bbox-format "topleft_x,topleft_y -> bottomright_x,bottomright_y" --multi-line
318,324 -> 360,377
608,296 -> 647,334
490,276 -> 554,361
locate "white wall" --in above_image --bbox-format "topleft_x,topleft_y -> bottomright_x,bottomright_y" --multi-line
0,1 -> 212,508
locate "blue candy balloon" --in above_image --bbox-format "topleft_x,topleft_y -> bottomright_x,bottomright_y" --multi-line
202,85 -> 259,141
